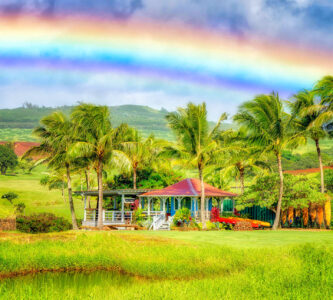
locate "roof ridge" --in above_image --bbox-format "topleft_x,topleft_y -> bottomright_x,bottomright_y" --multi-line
187,178 -> 198,196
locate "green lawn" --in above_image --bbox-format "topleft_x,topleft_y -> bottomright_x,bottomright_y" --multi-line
0,128 -> 36,142
0,168 -> 83,220
0,231 -> 332,299
139,230 -> 333,247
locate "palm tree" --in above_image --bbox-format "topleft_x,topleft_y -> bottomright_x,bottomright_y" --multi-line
219,129 -> 270,194
24,112 -> 79,229
166,102 -> 226,226
70,104 -> 113,229
120,131 -> 161,189
234,93 -> 294,230
313,76 -> 333,134
289,90 -> 327,193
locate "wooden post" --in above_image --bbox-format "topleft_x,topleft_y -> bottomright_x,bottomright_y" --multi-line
148,198 -> 151,217
177,198 -> 182,210
233,199 -> 236,214
121,194 -> 125,223
84,194 -> 87,222
162,198 -> 166,213
113,197 -> 116,210
221,198 -> 224,213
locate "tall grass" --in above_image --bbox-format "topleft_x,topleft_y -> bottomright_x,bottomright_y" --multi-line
0,232 -> 332,299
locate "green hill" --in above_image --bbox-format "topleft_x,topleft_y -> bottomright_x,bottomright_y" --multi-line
0,104 -> 235,141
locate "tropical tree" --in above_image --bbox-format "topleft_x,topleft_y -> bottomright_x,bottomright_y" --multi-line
70,104 -> 114,229
234,93 -> 295,230
40,170 -> 67,203
120,131 -> 162,189
24,112 -> 79,229
0,144 -> 18,175
314,75 -> 333,128
166,102 -> 226,226
288,90 -> 327,193
218,129 -> 270,194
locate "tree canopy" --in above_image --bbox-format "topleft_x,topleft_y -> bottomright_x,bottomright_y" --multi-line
0,144 -> 18,175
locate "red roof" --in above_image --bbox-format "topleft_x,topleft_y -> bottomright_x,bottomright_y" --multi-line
284,166 -> 333,175
140,178 -> 237,197
0,141 -> 40,157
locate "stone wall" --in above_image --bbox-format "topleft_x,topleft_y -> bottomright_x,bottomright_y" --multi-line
0,218 -> 16,231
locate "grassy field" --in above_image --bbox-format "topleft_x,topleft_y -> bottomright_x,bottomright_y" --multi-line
0,231 -> 332,299
0,128 -> 36,142
0,167 -> 84,220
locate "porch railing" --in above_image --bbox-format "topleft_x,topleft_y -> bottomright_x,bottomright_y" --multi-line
84,209 -> 164,224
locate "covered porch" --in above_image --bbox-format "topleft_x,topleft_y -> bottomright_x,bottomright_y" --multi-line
140,178 -> 238,221
75,189 -> 160,227
76,178 -> 237,229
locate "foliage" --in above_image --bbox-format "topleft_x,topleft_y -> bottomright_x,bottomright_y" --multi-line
323,169 -> 333,192
110,167 -> 182,189
18,158 -> 35,174
40,173 -> 67,191
16,213 -> 72,233
173,208 -> 191,227
234,92 -> 301,229
0,145 -> 18,175
14,202 -> 25,214
166,102 -> 227,226
133,208 -> 145,225
24,111 -> 79,229
119,130 -> 164,188
237,174 -> 326,212
217,128 -> 271,192
210,207 -> 220,222
1,192 -> 18,204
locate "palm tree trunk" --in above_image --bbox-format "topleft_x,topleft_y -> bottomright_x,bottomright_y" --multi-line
66,164 -> 78,230
85,169 -> 91,208
133,167 -> 137,189
199,166 -> 206,228
62,182 -> 66,203
97,160 -> 104,229
239,167 -> 245,194
272,154 -> 283,230
315,139 -> 329,228
315,139 -> 325,193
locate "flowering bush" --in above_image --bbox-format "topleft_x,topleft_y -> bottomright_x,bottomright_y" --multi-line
210,207 -> 220,222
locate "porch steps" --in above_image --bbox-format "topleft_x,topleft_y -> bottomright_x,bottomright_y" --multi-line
157,222 -> 171,231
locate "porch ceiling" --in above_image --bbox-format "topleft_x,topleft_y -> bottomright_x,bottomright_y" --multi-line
74,189 -> 155,197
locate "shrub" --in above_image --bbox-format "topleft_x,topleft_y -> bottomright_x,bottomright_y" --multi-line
206,221 -> 217,230
16,213 -> 72,233
1,192 -> 18,204
14,202 -> 25,214
210,207 -> 220,222
173,208 -> 191,227
133,208 -> 145,226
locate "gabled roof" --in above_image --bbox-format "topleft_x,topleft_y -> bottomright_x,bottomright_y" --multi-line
140,178 -> 237,197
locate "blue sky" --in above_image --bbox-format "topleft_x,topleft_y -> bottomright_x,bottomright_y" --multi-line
0,0 -> 332,120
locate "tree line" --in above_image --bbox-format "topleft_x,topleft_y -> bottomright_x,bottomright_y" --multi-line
24,75 -> 333,230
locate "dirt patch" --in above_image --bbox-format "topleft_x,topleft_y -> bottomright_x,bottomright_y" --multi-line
0,231 -> 78,243
116,232 -> 189,246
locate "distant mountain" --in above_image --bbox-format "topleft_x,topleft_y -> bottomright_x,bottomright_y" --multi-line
0,104 -> 236,141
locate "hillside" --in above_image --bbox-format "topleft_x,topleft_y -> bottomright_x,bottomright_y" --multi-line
0,104 -> 235,141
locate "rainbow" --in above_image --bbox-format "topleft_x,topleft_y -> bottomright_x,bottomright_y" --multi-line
0,15 -> 332,93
